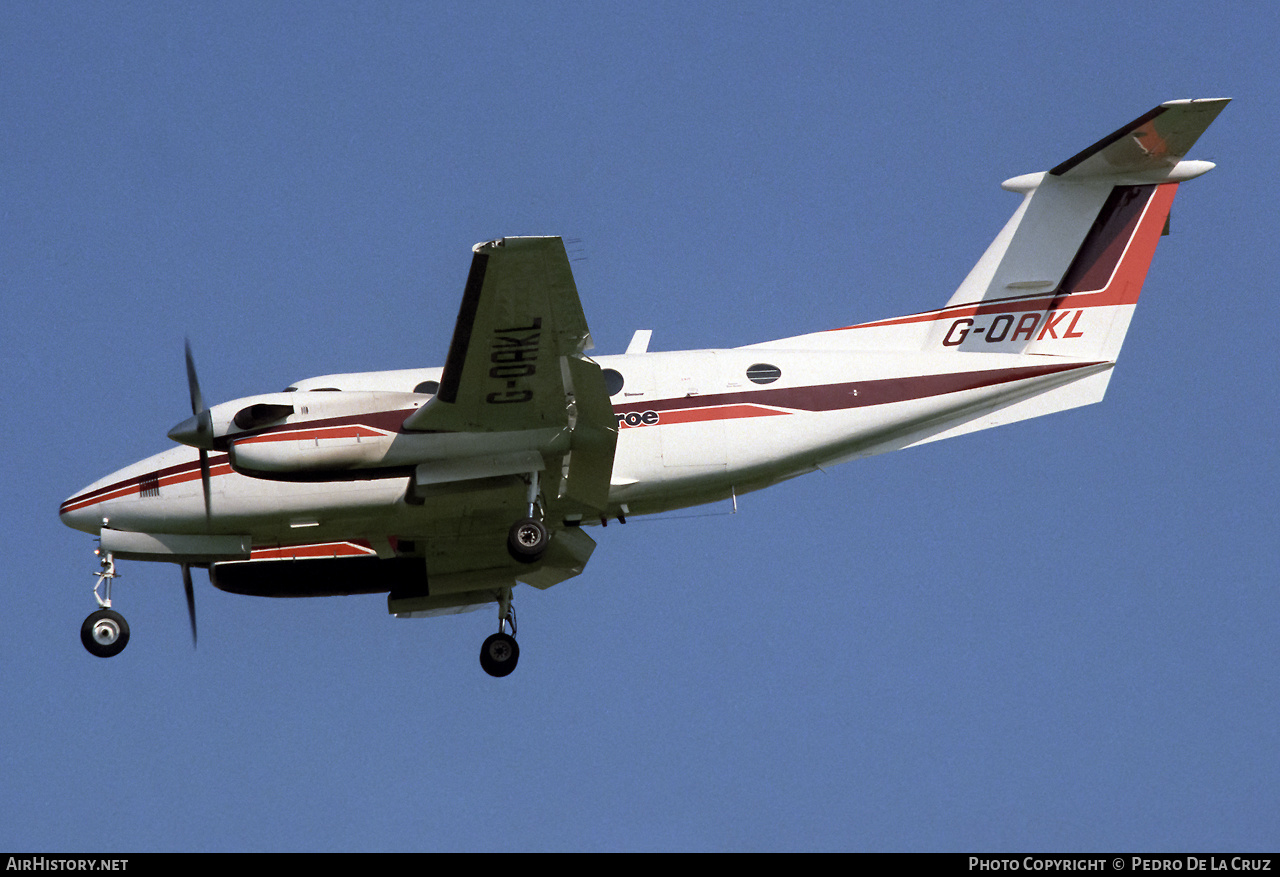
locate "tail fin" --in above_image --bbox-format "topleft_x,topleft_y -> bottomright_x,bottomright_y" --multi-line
933,98 -> 1229,359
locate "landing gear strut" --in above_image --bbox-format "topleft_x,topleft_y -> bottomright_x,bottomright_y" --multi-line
82,551 -> 129,658
480,588 -> 519,677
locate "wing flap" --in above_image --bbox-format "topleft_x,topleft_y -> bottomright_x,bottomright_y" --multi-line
557,354 -> 618,511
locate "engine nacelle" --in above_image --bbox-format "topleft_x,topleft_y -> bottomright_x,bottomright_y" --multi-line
219,390 -> 426,479
217,390 -> 568,481
229,422 -> 400,475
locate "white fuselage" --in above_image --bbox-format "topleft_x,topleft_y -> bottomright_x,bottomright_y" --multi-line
60,342 -> 1108,551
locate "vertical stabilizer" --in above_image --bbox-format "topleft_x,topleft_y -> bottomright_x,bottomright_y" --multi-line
748,100 -> 1227,365
928,98 -> 1228,360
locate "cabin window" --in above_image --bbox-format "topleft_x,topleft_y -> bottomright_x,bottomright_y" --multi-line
602,369 -> 625,396
413,380 -> 440,395
746,363 -> 781,385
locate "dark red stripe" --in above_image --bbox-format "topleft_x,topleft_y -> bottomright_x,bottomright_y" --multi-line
837,184 -> 1166,331
224,407 -> 417,446
61,453 -> 232,513
63,408 -> 422,512
1051,185 -> 1155,302
65,363 -> 1103,512
611,361 -> 1103,419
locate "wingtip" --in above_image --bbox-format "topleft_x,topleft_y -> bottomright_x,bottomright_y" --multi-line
1161,97 -> 1232,108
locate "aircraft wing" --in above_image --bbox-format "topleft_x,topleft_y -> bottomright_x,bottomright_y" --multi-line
403,236 -> 617,511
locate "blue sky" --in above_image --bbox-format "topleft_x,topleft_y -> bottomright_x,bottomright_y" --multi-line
3,2 -> 1276,852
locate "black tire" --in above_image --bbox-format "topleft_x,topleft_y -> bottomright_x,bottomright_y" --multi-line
507,518 -> 549,564
480,632 -> 520,677
81,609 -> 130,658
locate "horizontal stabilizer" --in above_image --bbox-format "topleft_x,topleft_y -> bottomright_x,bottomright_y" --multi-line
1050,98 -> 1230,179
946,98 -> 1228,311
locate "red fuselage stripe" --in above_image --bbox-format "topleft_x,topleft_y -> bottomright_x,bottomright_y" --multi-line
63,361 -> 1100,512
829,183 -> 1174,332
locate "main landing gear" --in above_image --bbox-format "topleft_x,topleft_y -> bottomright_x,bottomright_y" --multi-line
82,551 -> 129,658
507,518 -> 548,563
480,588 -> 519,677
506,469 -> 549,565
490,469 -> 544,675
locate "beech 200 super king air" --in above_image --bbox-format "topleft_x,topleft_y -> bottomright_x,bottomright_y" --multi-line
61,99 -> 1229,676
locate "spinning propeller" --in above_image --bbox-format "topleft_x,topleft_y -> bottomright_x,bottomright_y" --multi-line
181,563 -> 198,647
166,340 -> 213,648
166,339 -> 215,521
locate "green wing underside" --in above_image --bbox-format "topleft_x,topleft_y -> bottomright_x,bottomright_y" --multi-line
403,236 -> 618,512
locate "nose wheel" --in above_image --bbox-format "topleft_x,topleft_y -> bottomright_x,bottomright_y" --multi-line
480,631 -> 519,677
82,608 -> 130,658
480,588 -> 520,677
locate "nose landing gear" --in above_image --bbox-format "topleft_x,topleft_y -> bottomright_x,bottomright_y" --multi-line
480,588 -> 519,677
82,550 -> 129,658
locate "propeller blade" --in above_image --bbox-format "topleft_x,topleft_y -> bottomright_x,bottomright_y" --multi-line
198,449 -> 212,522
181,563 -> 198,648
170,342 -> 216,450
176,341 -> 215,523
184,339 -> 205,416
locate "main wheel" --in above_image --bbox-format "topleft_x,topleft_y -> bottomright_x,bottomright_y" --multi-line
480,631 -> 520,677
81,608 -> 130,658
507,518 -> 549,564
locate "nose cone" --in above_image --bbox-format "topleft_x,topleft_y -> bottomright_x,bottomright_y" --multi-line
61,446 -> 200,537
167,414 -> 203,447
60,484 -> 106,534
168,409 -> 214,450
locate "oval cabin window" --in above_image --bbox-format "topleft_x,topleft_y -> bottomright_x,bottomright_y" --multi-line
746,363 -> 781,385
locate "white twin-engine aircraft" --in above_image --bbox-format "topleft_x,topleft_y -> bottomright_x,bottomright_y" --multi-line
61,99 -> 1228,676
